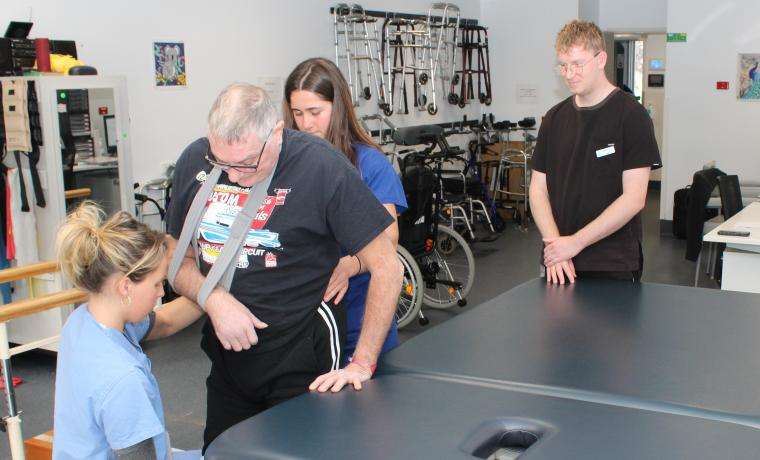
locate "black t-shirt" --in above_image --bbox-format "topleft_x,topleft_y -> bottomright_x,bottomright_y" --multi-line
166,129 -> 393,347
531,90 -> 662,271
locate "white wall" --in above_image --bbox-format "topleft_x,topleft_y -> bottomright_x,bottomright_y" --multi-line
660,0 -> 760,220
597,0 -> 666,33
582,0 -> 666,33
579,0 -> 600,24
480,0 -> 578,128
2,0 -> 481,184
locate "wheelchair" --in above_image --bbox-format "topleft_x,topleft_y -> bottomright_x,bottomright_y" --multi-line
394,124 -> 476,316
439,169 -> 498,241
395,244 -> 424,328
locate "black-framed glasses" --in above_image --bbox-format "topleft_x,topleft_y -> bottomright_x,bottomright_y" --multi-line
555,51 -> 601,76
205,129 -> 272,172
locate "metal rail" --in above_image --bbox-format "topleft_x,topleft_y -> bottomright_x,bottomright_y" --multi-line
0,261 -> 86,459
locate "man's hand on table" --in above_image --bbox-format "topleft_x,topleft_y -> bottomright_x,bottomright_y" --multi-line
545,260 -> 576,284
309,362 -> 373,393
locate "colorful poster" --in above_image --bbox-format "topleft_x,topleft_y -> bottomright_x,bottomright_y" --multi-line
738,53 -> 760,100
153,41 -> 187,87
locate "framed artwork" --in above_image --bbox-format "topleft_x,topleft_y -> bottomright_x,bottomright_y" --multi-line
737,53 -> 760,100
153,41 -> 187,87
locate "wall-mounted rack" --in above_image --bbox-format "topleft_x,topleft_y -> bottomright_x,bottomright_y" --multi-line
328,7 -> 479,27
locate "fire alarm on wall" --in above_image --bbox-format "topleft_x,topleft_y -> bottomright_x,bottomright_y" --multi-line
716,81 -> 729,90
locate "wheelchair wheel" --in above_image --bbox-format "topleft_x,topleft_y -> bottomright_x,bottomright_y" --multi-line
395,245 -> 424,329
420,225 -> 475,309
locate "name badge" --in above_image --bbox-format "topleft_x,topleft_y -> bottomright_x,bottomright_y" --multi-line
596,144 -> 615,158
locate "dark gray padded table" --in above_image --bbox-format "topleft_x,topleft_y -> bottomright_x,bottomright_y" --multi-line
206,279 -> 760,458
382,278 -> 760,423
206,373 -> 760,459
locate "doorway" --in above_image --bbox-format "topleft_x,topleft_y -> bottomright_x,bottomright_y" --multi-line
609,34 -> 666,185
614,36 -> 644,101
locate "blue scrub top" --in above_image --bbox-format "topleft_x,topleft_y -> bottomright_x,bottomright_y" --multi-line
343,144 -> 407,363
53,305 -> 169,459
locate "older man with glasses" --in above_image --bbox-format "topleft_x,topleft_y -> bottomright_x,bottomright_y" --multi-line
529,20 -> 661,284
166,83 -> 401,452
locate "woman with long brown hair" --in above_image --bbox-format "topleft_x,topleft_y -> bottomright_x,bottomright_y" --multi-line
284,57 -> 407,364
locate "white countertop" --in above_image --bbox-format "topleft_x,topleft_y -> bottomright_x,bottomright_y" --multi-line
704,202 -> 760,251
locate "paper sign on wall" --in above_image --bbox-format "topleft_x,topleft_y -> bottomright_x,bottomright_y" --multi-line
517,84 -> 538,104
255,76 -> 284,103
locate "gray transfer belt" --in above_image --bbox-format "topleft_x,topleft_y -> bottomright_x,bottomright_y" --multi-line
168,157 -> 277,309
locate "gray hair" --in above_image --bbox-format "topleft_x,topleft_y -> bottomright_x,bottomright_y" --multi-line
207,83 -> 280,143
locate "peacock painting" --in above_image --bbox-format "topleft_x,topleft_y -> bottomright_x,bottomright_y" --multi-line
738,53 -> 760,100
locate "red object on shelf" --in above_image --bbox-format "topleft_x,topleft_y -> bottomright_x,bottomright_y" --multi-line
0,376 -> 24,390
34,38 -> 51,72
716,81 -> 729,90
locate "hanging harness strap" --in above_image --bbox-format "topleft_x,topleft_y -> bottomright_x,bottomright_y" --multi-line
12,151 -> 29,212
26,82 -> 45,208
27,146 -> 45,208
167,166 -> 222,290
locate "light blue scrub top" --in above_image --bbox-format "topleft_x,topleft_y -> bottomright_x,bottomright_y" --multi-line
53,304 -> 169,459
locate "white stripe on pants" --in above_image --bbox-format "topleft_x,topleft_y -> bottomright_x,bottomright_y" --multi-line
317,302 -> 341,371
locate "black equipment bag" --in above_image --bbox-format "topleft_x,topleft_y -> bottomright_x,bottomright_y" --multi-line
398,158 -> 435,255
672,186 -> 690,239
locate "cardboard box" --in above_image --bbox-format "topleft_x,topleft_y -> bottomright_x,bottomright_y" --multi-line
25,431 -> 53,460
479,142 -> 530,194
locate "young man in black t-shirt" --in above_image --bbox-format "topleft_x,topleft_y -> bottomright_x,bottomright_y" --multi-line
529,20 -> 661,283
166,84 -> 401,450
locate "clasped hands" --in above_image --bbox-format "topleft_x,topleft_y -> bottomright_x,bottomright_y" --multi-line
543,235 -> 584,284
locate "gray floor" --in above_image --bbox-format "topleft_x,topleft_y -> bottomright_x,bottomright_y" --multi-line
2,189 -> 718,455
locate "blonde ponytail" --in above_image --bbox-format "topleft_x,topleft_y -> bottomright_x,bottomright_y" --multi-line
56,201 -> 167,293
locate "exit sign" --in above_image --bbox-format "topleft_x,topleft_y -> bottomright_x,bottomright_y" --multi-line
667,33 -> 687,42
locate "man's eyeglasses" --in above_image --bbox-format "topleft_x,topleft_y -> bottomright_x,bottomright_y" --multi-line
205,130 -> 272,172
555,51 -> 601,76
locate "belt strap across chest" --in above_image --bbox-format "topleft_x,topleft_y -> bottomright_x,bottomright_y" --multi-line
168,154 -> 278,308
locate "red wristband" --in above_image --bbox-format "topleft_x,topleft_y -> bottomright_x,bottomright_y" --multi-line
349,356 -> 377,375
